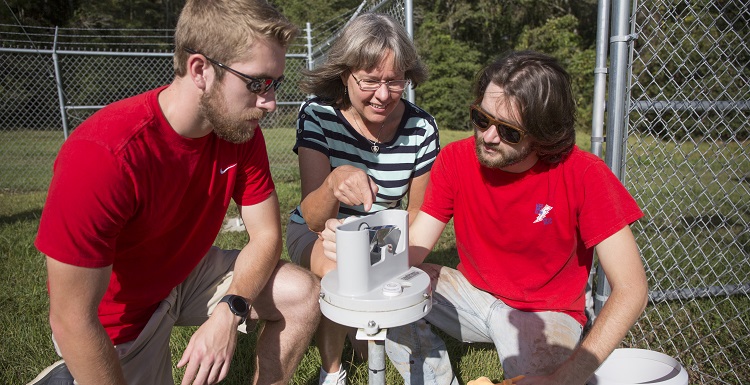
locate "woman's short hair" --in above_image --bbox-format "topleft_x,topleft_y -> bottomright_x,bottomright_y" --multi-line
300,12 -> 427,109
474,50 -> 576,163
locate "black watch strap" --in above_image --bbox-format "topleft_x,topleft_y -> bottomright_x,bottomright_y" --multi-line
219,294 -> 249,325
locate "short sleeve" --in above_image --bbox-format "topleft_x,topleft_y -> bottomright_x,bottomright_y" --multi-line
294,100 -> 331,156
420,142 -> 457,223
36,140 -> 136,267
412,113 -> 440,178
233,127 -> 275,207
577,160 -> 644,248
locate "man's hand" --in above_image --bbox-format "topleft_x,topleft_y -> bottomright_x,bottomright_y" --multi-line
177,308 -> 239,385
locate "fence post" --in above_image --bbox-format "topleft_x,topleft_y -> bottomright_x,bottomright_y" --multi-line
306,22 -> 313,71
405,0 -> 415,104
587,0 -> 612,324
594,0 -> 634,315
52,26 -> 70,139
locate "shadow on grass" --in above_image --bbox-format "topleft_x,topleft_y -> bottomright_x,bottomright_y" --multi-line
0,208 -> 42,224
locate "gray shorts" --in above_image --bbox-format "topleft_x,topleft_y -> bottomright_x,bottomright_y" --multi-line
285,220 -> 319,266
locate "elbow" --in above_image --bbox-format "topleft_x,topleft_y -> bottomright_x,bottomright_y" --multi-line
637,279 -> 649,314
49,309 -> 84,345
628,273 -> 649,316
49,303 -> 101,343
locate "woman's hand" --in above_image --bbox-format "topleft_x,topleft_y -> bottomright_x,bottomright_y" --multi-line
326,165 -> 379,211
320,218 -> 346,261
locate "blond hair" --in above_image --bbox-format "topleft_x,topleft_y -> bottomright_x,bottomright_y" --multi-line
173,0 -> 298,78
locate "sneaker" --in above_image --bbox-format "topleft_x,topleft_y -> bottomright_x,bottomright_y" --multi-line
319,366 -> 347,385
26,360 -> 75,385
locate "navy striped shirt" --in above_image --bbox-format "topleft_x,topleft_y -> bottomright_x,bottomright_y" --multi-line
290,97 -> 440,223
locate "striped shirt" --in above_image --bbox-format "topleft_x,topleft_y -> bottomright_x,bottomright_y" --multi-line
290,97 -> 440,224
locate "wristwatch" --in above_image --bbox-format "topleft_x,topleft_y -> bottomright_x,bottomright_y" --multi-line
219,294 -> 249,325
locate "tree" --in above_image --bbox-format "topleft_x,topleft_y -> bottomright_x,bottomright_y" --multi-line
415,15 -> 482,131
271,0 -> 360,29
515,15 -> 596,132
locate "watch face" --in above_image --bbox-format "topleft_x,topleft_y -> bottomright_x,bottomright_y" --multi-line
230,296 -> 249,314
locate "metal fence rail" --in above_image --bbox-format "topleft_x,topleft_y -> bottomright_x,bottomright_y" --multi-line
607,0 -> 749,383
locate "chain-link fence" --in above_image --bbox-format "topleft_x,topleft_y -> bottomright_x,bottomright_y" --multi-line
605,0 -> 749,383
0,0 -> 405,191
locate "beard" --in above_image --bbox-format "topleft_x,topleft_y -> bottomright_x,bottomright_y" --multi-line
474,130 -> 532,169
199,84 -> 266,144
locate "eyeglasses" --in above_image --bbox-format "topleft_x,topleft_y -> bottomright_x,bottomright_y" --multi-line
470,103 -> 526,144
350,73 -> 410,92
184,48 -> 284,94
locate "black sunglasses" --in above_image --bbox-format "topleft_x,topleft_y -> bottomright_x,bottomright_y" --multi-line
184,48 -> 284,94
470,104 -> 526,145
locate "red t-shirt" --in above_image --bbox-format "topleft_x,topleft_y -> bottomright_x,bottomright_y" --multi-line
35,86 -> 275,344
421,138 -> 643,326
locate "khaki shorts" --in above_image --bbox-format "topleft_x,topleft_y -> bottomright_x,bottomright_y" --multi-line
53,247 -> 254,384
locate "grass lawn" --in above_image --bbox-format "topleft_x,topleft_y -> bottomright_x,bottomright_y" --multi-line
1,128 -> 748,384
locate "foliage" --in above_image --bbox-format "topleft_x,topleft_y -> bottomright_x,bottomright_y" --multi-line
410,0 -> 600,131
270,0 -> 360,29
414,16 -> 482,131
1,0 -> 182,29
514,15 -> 597,132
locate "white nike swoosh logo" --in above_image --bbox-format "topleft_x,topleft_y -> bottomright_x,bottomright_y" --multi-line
220,164 -> 237,174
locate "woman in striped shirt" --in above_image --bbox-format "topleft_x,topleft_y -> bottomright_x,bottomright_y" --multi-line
286,12 -> 440,385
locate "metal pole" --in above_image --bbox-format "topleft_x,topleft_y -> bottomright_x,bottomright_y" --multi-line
368,339 -> 386,385
51,27 -> 69,139
306,22 -> 314,71
591,0 -> 611,158
587,0 -> 612,324
595,0 -> 634,315
405,0 -> 415,104
604,0 -> 633,180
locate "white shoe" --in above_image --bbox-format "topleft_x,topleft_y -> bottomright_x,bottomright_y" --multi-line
319,366 -> 347,385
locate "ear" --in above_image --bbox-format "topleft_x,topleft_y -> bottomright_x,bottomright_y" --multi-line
340,70 -> 349,85
186,53 -> 210,90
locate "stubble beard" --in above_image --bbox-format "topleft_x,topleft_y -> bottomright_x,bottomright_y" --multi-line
199,84 -> 266,144
474,131 -> 531,169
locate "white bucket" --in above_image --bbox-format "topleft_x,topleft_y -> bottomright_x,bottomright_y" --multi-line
588,348 -> 689,385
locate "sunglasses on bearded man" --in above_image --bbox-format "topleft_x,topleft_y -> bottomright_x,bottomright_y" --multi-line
184,47 -> 284,95
470,103 -> 526,145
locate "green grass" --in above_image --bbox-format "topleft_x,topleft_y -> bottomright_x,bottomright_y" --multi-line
1,129 -> 748,384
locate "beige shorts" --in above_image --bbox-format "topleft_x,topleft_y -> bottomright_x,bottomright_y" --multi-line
53,247 -> 255,384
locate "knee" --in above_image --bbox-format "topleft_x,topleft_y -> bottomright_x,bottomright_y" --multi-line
282,263 -> 321,312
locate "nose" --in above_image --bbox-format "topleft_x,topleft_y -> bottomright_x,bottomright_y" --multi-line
481,124 -> 502,144
374,82 -> 391,99
256,88 -> 277,112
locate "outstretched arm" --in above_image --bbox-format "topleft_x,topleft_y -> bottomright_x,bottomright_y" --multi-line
47,258 -> 127,385
405,172 -> 430,225
298,147 -> 378,232
178,192 -> 282,385
320,210 -> 446,265
519,225 -> 648,385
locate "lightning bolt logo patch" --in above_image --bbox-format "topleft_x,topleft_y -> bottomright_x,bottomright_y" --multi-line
533,204 -> 553,224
